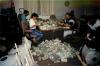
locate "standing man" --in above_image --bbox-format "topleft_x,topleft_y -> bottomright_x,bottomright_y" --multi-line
18,8 -> 29,35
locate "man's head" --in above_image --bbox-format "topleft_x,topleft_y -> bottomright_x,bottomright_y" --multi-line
65,13 -> 71,19
24,10 -> 29,16
50,14 -> 56,20
19,8 -> 24,14
31,13 -> 39,19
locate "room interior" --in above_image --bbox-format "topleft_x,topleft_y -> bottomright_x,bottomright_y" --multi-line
0,0 -> 100,66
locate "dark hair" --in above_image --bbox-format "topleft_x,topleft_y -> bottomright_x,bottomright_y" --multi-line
65,13 -> 72,17
87,15 -> 97,25
24,10 -> 29,14
31,13 -> 38,18
50,14 -> 56,20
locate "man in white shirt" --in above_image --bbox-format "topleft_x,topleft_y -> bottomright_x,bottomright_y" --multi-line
29,13 -> 43,43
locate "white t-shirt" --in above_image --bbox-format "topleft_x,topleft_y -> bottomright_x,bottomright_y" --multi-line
94,19 -> 100,28
29,19 -> 36,29
88,19 -> 100,31
69,19 -> 75,25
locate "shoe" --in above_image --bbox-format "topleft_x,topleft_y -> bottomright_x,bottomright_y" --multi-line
32,38 -> 37,43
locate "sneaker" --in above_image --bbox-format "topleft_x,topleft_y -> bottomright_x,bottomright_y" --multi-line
32,38 -> 38,43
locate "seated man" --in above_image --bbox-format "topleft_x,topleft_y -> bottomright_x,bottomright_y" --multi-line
57,13 -> 76,30
63,13 -> 76,38
29,13 -> 43,44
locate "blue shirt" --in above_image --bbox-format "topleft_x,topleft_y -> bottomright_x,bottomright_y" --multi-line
21,14 -> 26,22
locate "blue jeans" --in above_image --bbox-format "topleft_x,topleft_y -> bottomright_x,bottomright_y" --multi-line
31,29 -> 43,40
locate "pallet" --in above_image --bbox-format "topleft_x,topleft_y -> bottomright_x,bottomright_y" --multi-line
76,51 -> 100,66
76,51 -> 87,66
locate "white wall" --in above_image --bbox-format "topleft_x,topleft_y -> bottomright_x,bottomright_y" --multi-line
14,0 -> 39,14
23,0 -> 39,14
13,0 -> 84,18
13,0 -> 99,19
53,0 -> 84,19
14,0 -> 24,14
54,0 -> 67,19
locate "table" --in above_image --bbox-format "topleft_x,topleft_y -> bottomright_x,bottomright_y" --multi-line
33,56 -> 82,66
41,29 -> 64,41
